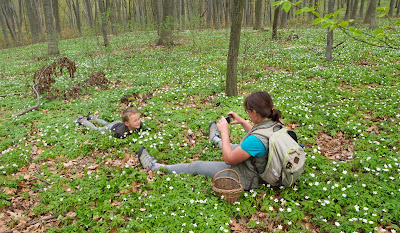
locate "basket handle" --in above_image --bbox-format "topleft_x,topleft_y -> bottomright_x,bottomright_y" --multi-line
212,169 -> 241,183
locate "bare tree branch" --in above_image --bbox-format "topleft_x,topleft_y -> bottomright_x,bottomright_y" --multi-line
0,92 -> 26,97
11,84 -> 40,118
339,27 -> 400,49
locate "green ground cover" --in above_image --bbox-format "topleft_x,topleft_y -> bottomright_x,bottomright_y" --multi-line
0,27 -> 399,232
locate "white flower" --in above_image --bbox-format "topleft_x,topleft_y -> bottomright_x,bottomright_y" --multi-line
335,222 -> 340,226
269,206 -> 274,211
278,225 -> 283,230
287,208 -> 292,212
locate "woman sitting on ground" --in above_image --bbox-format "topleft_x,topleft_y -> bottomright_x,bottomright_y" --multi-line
138,91 -> 283,190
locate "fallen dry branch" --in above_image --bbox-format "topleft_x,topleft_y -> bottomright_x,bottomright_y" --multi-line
11,85 -> 40,118
1,215 -> 59,233
0,92 -> 26,97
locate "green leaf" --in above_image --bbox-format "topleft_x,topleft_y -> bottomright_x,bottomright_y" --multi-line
339,21 -> 350,27
396,20 -> 400,26
294,1 -> 302,6
354,29 -> 362,36
333,9 -> 342,16
322,22 -> 331,28
348,27 -> 355,32
282,1 -> 292,13
272,1 -> 283,7
313,18 -> 322,25
374,29 -> 384,35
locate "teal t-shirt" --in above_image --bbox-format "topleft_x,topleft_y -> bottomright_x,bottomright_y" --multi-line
240,135 -> 266,157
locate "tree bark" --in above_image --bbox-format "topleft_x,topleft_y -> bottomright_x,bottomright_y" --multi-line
363,0 -> 377,27
253,0 -> 263,30
0,0 -> 17,41
83,0 -> 93,27
350,0 -> 359,19
326,0 -> 334,61
98,0 -> 109,46
359,0 -> 365,17
226,0 -> 244,97
52,0 -> 61,34
388,0 -> 395,16
25,0 -> 39,43
42,0 -> 59,55
0,8 -> 10,46
280,7 -> 287,28
272,3 -> 280,39
74,0 -> 81,34
157,0 -> 174,46
344,0 -> 352,20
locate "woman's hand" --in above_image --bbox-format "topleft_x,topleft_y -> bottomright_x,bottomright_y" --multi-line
227,111 -> 243,125
217,116 -> 229,136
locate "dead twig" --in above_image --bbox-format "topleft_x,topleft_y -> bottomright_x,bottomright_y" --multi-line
34,163 -> 41,174
11,84 -> 40,118
0,92 -> 26,97
1,215 -> 59,233
28,176 -> 53,185
332,41 -> 345,49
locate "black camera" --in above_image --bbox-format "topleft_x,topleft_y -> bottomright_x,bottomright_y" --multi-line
224,115 -> 232,124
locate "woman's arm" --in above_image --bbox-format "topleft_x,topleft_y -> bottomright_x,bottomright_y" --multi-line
217,117 -> 251,165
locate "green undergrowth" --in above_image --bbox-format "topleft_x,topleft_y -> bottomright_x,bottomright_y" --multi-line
1,26 -> 399,232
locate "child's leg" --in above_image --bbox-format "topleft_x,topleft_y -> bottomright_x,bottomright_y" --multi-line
165,161 -> 231,178
92,117 -> 109,125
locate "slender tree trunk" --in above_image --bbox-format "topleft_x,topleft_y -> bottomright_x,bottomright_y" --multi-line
359,0 -> 365,17
98,0 -> 109,46
74,0 -> 82,34
363,0 -> 377,27
396,0 -> 400,16
226,0 -> 244,97
272,4 -> 280,39
206,0 -> 212,28
25,0 -> 39,43
350,0 -> 359,19
0,9 -> 10,45
0,0 -> 17,41
9,1 -> 24,40
253,0 -> 263,30
42,0 -> 59,55
326,0 -> 334,61
280,7 -> 287,28
52,0 -> 61,34
83,0 -> 93,27
344,0 -> 352,19
388,0 -> 395,16
157,0 -> 174,46
67,0 -> 76,31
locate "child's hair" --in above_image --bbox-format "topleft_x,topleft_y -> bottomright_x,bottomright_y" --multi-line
121,108 -> 138,122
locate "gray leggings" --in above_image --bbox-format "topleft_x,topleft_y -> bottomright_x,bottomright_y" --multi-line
164,144 -> 239,178
80,117 -> 121,132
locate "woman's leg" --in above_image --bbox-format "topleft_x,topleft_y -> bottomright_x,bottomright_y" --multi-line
165,161 -> 231,178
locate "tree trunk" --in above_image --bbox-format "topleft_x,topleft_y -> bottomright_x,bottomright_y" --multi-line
253,0 -> 263,30
344,0 -> 352,20
67,0 -> 76,31
83,0 -> 93,27
157,0 -> 174,46
388,0 -> 395,16
52,0 -> 61,34
25,0 -> 39,43
280,7 -> 287,28
363,0 -> 377,27
0,8 -> 10,46
326,0 -> 334,61
98,0 -> 109,46
350,0 -> 359,19
0,0 -> 17,41
226,0 -> 244,97
42,0 -> 59,55
74,0 -> 82,34
396,0 -> 400,17
272,4 -> 280,39
359,0 -> 365,17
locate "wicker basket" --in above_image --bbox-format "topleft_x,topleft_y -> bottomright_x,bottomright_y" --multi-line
211,169 -> 243,204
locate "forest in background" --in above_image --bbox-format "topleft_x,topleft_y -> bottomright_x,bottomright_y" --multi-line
1,0 -> 399,49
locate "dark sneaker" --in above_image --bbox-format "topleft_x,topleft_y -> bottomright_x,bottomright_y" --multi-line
75,115 -> 84,125
208,121 -> 220,140
86,113 -> 94,121
138,146 -> 157,169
